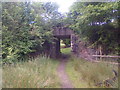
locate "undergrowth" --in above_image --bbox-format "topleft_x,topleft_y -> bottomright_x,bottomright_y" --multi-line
66,56 -> 118,88
2,56 -> 60,88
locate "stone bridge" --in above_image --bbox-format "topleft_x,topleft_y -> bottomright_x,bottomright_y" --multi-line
48,27 -> 79,58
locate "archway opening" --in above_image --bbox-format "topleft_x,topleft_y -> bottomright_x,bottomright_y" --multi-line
60,38 -> 71,55
54,35 -> 72,58
52,28 -> 76,58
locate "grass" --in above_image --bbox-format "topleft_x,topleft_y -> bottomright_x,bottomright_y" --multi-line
2,56 -> 60,88
61,47 -> 71,54
60,39 -> 71,54
2,51 -> 119,88
66,56 -> 118,88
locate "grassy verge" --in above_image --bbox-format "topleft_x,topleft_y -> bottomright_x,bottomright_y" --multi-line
2,56 -> 60,88
66,56 -> 118,88
61,47 -> 71,54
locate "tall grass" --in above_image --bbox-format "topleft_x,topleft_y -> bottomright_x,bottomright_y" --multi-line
66,56 -> 118,88
2,56 -> 60,88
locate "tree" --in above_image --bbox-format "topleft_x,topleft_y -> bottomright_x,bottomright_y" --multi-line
2,2 -> 61,63
68,1 -> 120,55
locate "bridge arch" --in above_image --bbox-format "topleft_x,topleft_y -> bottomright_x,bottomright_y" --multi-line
49,27 -> 79,58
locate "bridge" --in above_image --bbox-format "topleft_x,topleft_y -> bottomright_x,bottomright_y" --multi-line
48,27 -> 79,58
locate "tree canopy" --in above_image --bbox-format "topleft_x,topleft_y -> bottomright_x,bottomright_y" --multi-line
67,2 -> 120,55
2,2 -> 61,63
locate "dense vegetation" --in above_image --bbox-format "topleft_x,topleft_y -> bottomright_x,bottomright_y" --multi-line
2,1 -> 120,63
2,2 -> 62,63
2,1 -> 119,88
67,2 -> 120,55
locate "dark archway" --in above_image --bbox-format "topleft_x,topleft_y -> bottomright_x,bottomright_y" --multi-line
56,35 -> 71,58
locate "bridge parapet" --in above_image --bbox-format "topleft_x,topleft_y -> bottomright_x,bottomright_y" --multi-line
53,28 -> 74,36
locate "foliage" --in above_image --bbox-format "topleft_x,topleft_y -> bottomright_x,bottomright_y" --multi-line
60,40 -> 65,47
2,1 -> 120,63
2,2 -> 60,63
67,2 -> 120,55
2,2 -> 34,63
62,39 -> 71,47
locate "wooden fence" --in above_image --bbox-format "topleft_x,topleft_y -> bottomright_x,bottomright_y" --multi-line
92,55 -> 120,58
91,55 -> 120,63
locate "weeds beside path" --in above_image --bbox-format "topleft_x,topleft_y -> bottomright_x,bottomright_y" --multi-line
2,56 -> 60,88
66,57 -> 118,88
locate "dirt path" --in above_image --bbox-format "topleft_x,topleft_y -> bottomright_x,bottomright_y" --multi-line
57,58 -> 74,88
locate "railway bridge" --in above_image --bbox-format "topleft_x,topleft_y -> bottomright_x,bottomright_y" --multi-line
48,27 -> 79,58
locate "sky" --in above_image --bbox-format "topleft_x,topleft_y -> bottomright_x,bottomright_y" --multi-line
54,0 -> 75,13
33,0 -> 75,13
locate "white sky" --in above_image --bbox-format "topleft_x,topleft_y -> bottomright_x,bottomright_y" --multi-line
54,0 -> 75,13
33,0 -> 75,13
